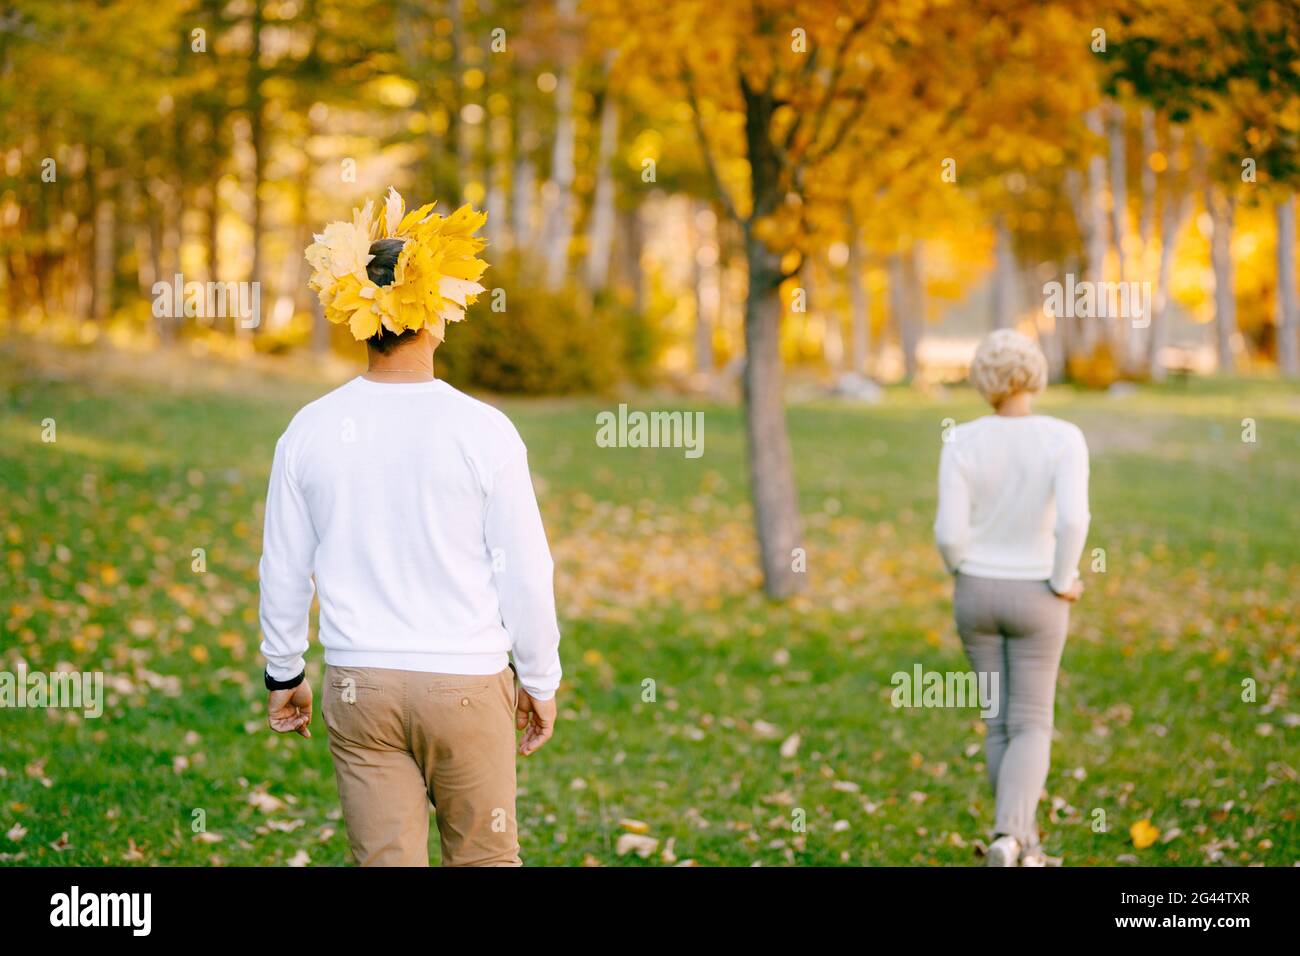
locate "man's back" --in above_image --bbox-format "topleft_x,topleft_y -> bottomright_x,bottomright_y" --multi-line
259,375 -> 562,698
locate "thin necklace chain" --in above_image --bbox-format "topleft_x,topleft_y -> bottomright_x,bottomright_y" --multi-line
367,369 -> 432,374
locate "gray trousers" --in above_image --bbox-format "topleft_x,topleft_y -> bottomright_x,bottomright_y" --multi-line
954,573 -> 1070,847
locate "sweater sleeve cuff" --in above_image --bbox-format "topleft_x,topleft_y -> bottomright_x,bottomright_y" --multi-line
1048,573 -> 1076,595
263,665 -> 304,686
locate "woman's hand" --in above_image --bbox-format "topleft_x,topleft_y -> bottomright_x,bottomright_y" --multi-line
1051,580 -> 1084,602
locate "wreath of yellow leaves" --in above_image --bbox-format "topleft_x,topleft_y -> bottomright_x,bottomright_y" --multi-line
304,186 -> 488,342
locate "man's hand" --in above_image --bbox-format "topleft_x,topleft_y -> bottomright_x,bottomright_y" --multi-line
268,680 -> 313,737
515,688 -> 556,756
1052,579 -> 1084,602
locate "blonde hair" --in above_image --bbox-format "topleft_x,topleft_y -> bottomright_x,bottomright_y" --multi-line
969,329 -> 1048,408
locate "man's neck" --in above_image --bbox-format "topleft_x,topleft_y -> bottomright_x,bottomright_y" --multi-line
364,336 -> 436,383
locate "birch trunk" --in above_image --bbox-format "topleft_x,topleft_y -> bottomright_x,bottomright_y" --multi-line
692,203 -> 716,377
584,86 -> 619,290
1149,190 -> 1186,381
1276,194 -> 1298,377
991,218 -> 1016,329
847,212 -> 870,376
543,70 -> 576,289
1139,106 -> 1156,246
1205,184 -> 1237,373
1082,107 -> 1108,353
905,245 -> 923,380
1108,102 -> 1131,362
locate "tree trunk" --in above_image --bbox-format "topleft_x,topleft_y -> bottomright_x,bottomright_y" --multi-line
1036,261 -> 1067,378
1276,193 -> 1298,377
204,181 -> 220,284
1148,124 -> 1185,381
512,142 -> 538,253
691,203 -> 715,377
1108,102 -> 1130,360
614,205 -> 643,312
716,214 -> 736,362
146,186 -> 171,344
1149,189 -> 1186,381
1061,171 -> 1083,362
90,167 -> 115,323
889,252 -> 906,377
543,70 -> 576,289
813,266 -> 842,373
991,217 -> 1015,329
847,210 -> 870,376
1082,107 -> 1108,353
906,244 -> 924,379
73,182 -> 93,321
448,0 -> 478,204
1139,106 -> 1156,246
891,245 -> 922,381
310,295 -> 329,354
736,78 -> 804,599
584,84 -> 619,290
486,104 -> 511,252
1132,106 -> 1158,372
741,229 -> 804,598
247,0 -> 265,337
1205,185 -> 1237,373
1108,103 -> 1128,283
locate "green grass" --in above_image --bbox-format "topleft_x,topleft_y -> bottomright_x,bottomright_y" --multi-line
1,340 -> 1296,866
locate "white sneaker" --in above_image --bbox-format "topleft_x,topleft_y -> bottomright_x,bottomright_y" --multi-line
986,835 -> 1021,867
1020,846 -> 1047,867
1020,845 -> 1061,867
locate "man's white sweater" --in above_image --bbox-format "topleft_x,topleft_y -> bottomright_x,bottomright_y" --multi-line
258,376 -> 562,699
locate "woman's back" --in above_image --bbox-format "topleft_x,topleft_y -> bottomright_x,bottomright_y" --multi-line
934,414 -> 1090,591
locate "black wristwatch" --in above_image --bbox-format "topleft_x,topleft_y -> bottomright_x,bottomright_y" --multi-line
264,668 -> 306,691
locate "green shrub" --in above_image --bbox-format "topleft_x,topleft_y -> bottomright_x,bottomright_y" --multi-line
437,256 -> 656,394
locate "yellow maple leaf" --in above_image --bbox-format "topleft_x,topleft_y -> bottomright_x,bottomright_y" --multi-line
1130,819 -> 1160,849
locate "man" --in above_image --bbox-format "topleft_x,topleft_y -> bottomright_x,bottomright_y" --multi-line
258,235 -> 562,866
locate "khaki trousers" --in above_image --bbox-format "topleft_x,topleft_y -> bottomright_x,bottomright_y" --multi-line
321,664 -> 521,867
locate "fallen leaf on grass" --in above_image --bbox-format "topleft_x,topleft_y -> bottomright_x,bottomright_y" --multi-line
615,833 -> 659,858
266,819 -> 306,833
248,790 -> 286,814
661,838 -> 677,864
1130,819 -> 1160,849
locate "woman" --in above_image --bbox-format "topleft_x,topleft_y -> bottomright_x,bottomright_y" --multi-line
934,329 -> 1090,866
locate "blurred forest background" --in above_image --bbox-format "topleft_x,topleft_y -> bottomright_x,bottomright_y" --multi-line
4,0 -> 1299,389
8,0 -> 1300,597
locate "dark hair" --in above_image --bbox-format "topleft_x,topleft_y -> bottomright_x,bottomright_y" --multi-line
365,238 -> 418,354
